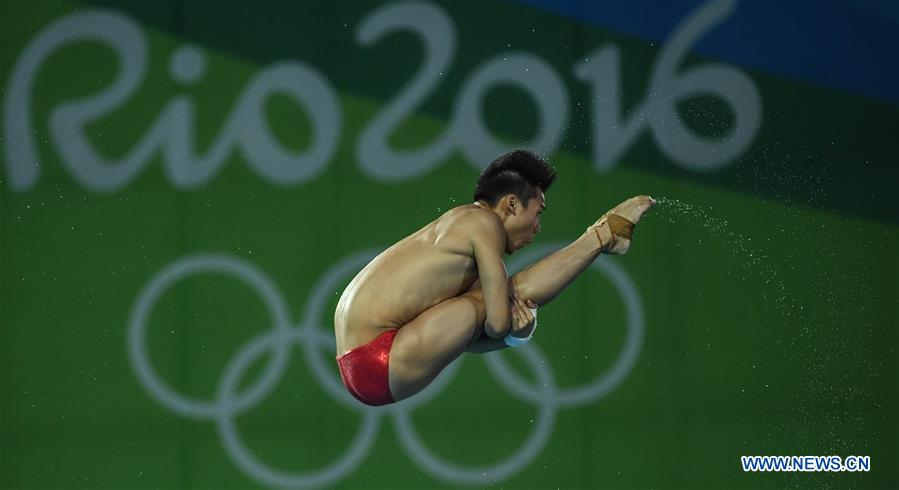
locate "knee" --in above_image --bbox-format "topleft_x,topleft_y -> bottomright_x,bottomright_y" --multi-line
508,277 -> 528,300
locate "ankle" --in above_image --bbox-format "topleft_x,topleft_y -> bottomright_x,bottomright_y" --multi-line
580,226 -> 606,256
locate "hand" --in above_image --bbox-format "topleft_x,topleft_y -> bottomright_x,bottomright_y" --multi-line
509,294 -> 538,339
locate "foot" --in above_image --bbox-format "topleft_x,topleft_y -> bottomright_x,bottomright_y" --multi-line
588,195 -> 656,254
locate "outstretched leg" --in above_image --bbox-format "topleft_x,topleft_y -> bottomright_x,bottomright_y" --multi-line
511,195 -> 654,305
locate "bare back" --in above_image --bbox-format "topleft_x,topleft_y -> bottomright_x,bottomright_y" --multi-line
334,204 -> 496,355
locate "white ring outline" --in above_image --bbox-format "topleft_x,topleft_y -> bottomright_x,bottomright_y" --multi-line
127,254 -> 292,419
216,328 -> 382,488
390,344 -> 559,485
127,243 -> 644,486
493,243 -> 645,406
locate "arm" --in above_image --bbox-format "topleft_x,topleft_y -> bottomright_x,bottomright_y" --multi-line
465,296 -> 537,354
469,211 -> 512,338
466,293 -> 537,353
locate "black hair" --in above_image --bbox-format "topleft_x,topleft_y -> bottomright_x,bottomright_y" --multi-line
473,149 -> 557,207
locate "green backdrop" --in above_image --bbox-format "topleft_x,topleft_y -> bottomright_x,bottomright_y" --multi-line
2,1 -> 896,488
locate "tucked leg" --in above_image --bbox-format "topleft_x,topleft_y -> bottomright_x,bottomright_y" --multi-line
390,196 -> 655,399
388,289 -> 487,401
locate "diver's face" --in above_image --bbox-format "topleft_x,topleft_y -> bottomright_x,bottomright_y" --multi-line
505,192 -> 545,254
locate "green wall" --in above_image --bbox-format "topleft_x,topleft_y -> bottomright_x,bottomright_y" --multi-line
2,1 -> 896,488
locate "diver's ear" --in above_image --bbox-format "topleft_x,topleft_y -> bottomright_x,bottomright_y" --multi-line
505,194 -> 518,215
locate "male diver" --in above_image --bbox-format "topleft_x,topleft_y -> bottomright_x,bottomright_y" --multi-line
335,150 -> 655,405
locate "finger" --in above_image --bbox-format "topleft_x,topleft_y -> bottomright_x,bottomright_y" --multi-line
511,299 -> 525,325
514,296 -> 525,311
516,306 -> 527,329
514,294 -> 527,311
517,298 -> 531,322
512,294 -> 524,309
511,302 -> 523,326
525,299 -> 538,309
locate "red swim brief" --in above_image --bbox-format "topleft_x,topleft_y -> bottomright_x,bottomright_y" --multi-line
336,329 -> 398,406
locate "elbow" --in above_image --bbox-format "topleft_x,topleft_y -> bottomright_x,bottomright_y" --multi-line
482,297 -> 513,338
483,314 -> 511,339
483,323 -> 508,339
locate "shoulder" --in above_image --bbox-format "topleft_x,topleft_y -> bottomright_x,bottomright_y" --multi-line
452,205 -> 503,237
447,205 -> 505,255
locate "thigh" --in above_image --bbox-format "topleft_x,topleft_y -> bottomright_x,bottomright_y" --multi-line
388,290 -> 485,401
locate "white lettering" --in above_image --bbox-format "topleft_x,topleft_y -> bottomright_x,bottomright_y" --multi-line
5,11 -> 147,191
3,0 -> 762,192
575,0 -> 761,172
455,53 -> 568,170
355,1 -> 456,181
6,10 -> 339,192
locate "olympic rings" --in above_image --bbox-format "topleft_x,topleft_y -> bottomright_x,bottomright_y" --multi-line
126,244 -> 644,487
